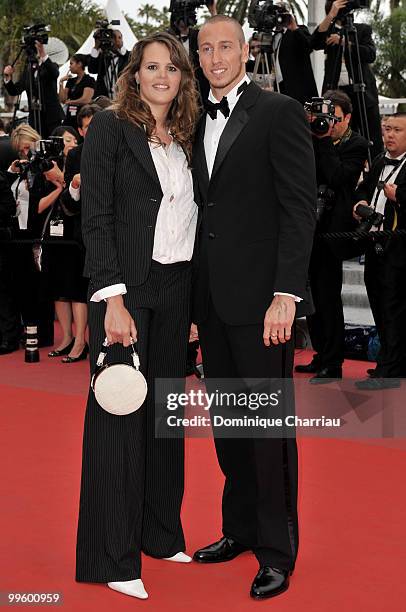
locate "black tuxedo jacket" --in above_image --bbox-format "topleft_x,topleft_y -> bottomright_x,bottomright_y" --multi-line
311,23 -> 379,109
4,58 -> 64,127
88,50 -> 130,98
81,110 -> 163,294
355,154 -> 406,228
192,82 -> 317,325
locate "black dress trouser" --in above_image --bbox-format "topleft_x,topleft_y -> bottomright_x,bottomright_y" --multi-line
364,242 -> 406,377
307,239 -> 344,369
198,298 -> 298,571
76,261 -> 192,582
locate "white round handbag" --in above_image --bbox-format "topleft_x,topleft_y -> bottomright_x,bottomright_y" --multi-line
91,338 -> 148,416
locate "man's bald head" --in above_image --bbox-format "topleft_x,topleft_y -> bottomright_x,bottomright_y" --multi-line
198,15 -> 246,47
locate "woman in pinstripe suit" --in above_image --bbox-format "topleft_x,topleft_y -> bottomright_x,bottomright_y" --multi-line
75,32 -> 199,599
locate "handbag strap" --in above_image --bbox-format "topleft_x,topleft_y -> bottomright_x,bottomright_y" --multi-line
96,337 -> 140,369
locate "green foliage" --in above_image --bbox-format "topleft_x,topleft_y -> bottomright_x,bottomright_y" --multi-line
372,6 -> 406,97
127,4 -> 170,40
0,0 -> 103,67
216,0 -> 307,25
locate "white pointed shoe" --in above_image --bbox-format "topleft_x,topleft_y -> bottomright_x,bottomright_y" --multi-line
163,552 -> 192,563
107,579 -> 148,599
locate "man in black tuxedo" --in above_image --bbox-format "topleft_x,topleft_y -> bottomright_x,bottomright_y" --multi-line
247,15 -> 318,105
3,42 -> 64,138
311,0 -> 383,160
353,113 -> 406,390
0,119 -> 16,173
88,29 -> 130,99
296,89 -> 368,382
192,15 -> 316,599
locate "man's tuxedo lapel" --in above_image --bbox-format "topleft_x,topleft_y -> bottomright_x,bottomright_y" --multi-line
193,114 -> 210,196
121,120 -> 161,186
211,82 -> 260,180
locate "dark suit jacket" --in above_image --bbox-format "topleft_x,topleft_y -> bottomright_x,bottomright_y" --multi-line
0,170 -> 16,227
311,23 -> 379,109
355,154 -> 406,260
81,110 -> 163,294
192,82 -> 317,325
277,27 -> 318,104
314,130 -> 368,233
88,50 -> 130,98
4,58 -> 64,133
60,143 -> 83,244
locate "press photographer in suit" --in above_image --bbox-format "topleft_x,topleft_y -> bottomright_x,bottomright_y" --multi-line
3,42 -> 64,138
296,90 -> 368,382
192,15 -> 316,599
353,113 -> 406,390
311,0 -> 383,160
88,29 -> 130,98
247,9 -> 318,105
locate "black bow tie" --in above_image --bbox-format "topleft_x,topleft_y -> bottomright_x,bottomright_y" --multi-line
383,156 -> 402,167
205,96 -> 230,120
180,35 -> 189,42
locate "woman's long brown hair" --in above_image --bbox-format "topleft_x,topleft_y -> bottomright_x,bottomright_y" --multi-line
111,31 -> 199,161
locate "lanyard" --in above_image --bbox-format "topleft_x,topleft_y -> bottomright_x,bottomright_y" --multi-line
372,155 -> 406,211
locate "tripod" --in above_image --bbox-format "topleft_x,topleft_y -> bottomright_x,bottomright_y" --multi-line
251,31 -> 282,93
101,49 -> 120,99
10,46 -> 43,135
328,13 -> 372,166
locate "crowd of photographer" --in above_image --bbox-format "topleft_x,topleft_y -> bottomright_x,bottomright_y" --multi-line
1,0 -> 406,388
0,104 -> 102,360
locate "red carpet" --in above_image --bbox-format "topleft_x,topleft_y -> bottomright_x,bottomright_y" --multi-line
1,341 -> 406,611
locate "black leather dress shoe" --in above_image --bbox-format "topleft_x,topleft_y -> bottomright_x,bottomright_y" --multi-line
250,566 -> 290,600
367,368 -> 377,377
355,377 -> 400,391
295,358 -> 319,374
193,537 -> 248,563
0,341 -> 19,355
309,367 -> 342,384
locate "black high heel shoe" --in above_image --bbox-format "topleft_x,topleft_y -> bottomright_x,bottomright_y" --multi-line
48,338 -> 75,357
61,343 -> 89,363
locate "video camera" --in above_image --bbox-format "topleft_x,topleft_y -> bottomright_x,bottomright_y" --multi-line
16,137 -> 64,186
248,0 -> 291,34
304,97 -> 340,136
169,0 -> 214,30
93,19 -> 121,52
21,23 -> 50,57
336,0 -> 370,19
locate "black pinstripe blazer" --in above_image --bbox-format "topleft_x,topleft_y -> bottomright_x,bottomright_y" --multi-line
81,110 -> 164,294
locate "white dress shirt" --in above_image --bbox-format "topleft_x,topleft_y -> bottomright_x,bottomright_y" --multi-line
203,76 -> 301,302
370,153 -> 406,231
90,138 -> 197,302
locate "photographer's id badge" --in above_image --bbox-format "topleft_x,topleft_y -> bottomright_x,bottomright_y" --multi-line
68,105 -> 77,117
50,219 -> 64,237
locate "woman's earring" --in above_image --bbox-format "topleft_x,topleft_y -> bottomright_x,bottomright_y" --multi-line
135,79 -> 140,91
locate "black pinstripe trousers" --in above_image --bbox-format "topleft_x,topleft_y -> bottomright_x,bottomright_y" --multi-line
76,260 -> 192,583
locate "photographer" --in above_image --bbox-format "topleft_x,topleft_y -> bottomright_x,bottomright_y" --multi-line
88,27 -> 130,99
3,41 -> 64,138
59,55 -> 96,130
247,3 -> 317,105
311,0 -> 383,160
353,113 -> 406,389
1,125 -> 57,354
296,90 -> 368,382
168,0 -> 217,104
0,170 -> 18,354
